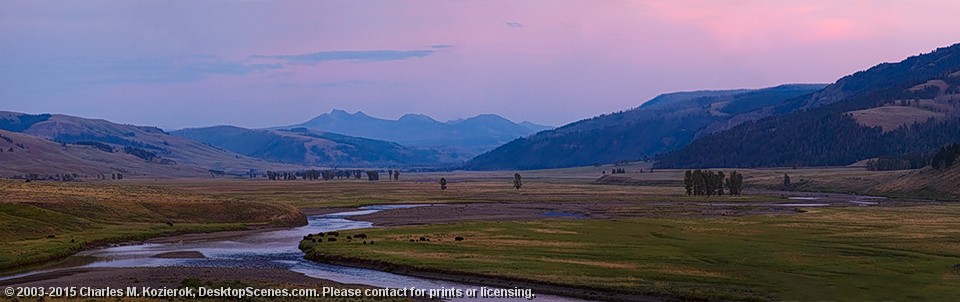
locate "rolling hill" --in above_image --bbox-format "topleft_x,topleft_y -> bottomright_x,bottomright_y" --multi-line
172,126 -> 455,167
0,129 -> 204,177
871,164 -> 960,199
656,43 -> 960,168
282,110 -> 552,157
463,84 -> 826,170
0,111 -> 299,177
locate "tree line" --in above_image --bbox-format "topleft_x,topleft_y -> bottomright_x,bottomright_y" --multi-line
932,142 -> 960,170
865,155 -> 928,171
10,173 -> 82,181
683,170 -> 743,196
265,169 -> 400,181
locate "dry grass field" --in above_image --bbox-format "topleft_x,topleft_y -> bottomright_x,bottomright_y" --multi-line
0,180 -> 304,271
849,105 -> 946,132
138,176 -> 779,210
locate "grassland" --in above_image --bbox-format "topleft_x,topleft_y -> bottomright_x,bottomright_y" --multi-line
849,105 -> 946,132
0,180 -> 305,271
301,205 -> 960,301
140,176 -> 781,210
1,172 -> 774,273
4,164 -> 957,301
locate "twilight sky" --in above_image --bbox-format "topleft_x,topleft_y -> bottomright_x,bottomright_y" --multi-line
2,1 -> 959,130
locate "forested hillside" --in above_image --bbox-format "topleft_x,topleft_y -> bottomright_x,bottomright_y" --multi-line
657,43 -> 960,168
464,84 -> 825,170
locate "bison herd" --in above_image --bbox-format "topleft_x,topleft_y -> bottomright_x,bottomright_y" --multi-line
303,232 -> 466,246
302,231 -> 369,243
409,235 -> 465,242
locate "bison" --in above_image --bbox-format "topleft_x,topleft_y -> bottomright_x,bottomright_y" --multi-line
455,236 -> 464,241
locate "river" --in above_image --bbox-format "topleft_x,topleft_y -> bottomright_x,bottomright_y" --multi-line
2,205 -> 587,302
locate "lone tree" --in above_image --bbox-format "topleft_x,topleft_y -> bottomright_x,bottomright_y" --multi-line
393,170 -> 400,181
716,171 -> 726,196
782,174 -> 791,190
513,173 -> 522,190
439,177 -> 447,191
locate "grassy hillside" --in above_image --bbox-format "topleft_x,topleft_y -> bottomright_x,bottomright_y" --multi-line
0,111 -> 298,176
0,130 -> 212,177
871,164 -> 960,199
0,180 -> 305,270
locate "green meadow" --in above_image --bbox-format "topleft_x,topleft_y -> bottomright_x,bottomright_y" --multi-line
302,205 -> 960,301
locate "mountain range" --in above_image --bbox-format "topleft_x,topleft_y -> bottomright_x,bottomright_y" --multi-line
282,110 -> 551,157
171,126 -> 454,167
656,43 -> 960,168
467,43 -> 960,170
0,111 -> 300,177
0,110 -> 550,177
463,84 -> 827,170
4,43 -> 960,175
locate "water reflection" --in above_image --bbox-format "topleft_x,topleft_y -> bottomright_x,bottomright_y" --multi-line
3,204 -> 586,301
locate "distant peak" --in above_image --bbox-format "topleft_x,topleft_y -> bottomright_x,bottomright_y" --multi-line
329,109 -> 365,115
473,113 -> 506,119
325,109 -> 370,118
469,114 -> 516,125
399,113 -> 435,121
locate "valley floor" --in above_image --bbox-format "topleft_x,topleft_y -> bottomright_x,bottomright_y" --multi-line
2,166 -> 957,301
303,202 -> 960,301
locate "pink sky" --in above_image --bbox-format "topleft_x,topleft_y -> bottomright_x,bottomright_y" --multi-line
2,0 -> 959,129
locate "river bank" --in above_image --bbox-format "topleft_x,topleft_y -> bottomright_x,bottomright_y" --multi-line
0,179 -> 307,272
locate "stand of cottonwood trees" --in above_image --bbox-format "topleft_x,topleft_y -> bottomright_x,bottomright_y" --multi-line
683,170 -> 743,196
